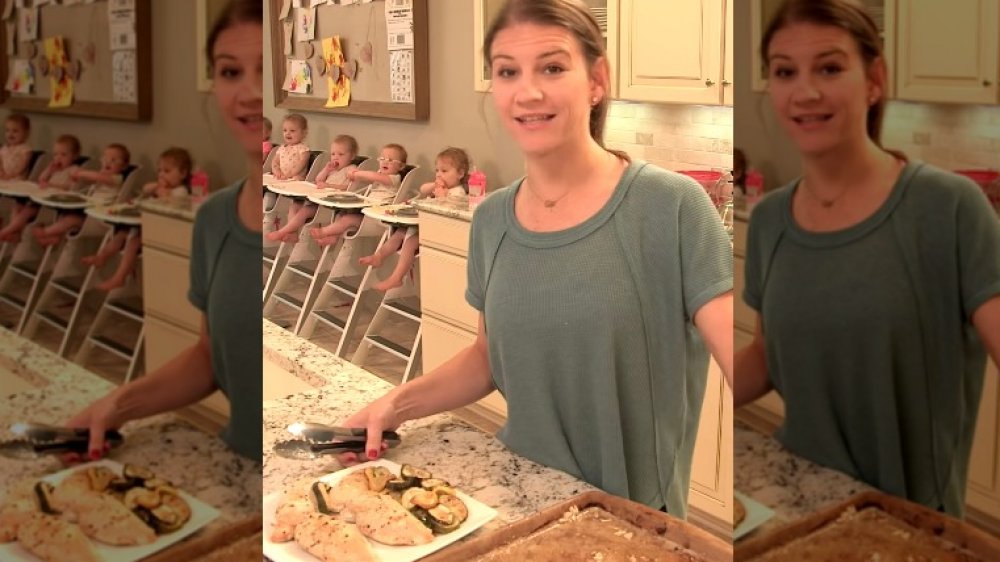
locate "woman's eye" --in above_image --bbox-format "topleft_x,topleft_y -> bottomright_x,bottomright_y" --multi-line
543,64 -> 565,75
217,66 -> 241,79
820,64 -> 843,75
494,67 -> 517,79
771,67 -> 794,79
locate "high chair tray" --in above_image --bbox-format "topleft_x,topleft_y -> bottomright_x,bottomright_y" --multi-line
0,180 -> 41,197
86,204 -> 142,225
363,204 -> 419,225
307,192 -> 372,209
30,191 -> 94,209
265,180 -> 320,197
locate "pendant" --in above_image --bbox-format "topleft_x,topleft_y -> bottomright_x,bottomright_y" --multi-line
820,200 -> 834,208
543,200 -> 556,208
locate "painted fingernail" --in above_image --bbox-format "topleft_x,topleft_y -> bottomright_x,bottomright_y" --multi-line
367,449 -> 377,460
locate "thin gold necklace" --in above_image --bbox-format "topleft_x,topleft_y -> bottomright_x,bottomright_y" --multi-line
523,178 -> 571,209
800,179 -> 846,209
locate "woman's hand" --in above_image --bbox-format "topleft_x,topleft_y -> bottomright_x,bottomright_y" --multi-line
336,393 -> 401,466
63,392 -> 125,463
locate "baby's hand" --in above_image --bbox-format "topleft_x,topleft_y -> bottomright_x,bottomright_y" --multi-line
70,170 -> 81,181
346,169 -> 359,181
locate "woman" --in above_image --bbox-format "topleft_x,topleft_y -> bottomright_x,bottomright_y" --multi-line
735,0 -> 1000,517
67,0 -> 264,463
342,0 -> 733,517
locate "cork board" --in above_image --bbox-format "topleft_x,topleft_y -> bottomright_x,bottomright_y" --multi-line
268,0 -> 428,121
0,0 -> 152,121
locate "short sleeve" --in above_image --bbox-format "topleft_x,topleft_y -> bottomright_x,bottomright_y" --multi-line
957,185 -> 1000,316
677,180 -> 734,319
187,209 -> 209,312
465,212 -> 485,312
743,213 -> 764,312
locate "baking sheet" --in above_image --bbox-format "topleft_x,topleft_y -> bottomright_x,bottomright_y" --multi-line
0,459 -> 221,562
733,492 -> 775,541
261,459 -> 498,562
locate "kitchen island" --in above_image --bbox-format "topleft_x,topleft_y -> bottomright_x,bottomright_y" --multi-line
0,328 -> 261,535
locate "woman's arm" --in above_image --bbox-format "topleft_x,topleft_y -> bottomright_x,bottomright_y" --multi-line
734,315 -> 773,407
67,316 -> 217,455
694,292 -> 733,388
974,295 -> 1000,367
340,313 -> 495,462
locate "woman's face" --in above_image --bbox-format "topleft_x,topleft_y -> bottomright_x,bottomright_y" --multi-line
434,158 -> 464,188
489,23 -> 606,158
211,22 -> 263,157
766,22 -> 883,157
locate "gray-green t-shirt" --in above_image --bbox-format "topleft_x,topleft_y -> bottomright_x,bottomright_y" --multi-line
743,161 -> 1000,516
466,161 -> 732,516
188,181 -> 263,463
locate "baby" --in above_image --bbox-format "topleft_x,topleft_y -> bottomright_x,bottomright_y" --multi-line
0,113 -> 33,180
310,143 -> 407,247
360,147 -> 470,292
0,134 -> 82,243
33,143 -> 129,247
266,134 -> 358,243
82,147 -> 191,291
268,113 -> 309,181
262,117 -> 274,163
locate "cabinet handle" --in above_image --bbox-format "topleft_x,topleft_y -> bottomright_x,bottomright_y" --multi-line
984,80 -> 993,87
705,79 -> 715,86
722,80 -> 732,87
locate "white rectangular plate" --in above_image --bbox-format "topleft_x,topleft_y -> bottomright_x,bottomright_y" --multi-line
263,459 -> 498,562
734,491 -> 776,541
0,460 -> 221,562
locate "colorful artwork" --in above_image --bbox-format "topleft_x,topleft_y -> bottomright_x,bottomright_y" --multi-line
44,36 -> 74,108
5,58 -> 33,94
295,7 -> 316,41
322,36 -> 350,108
17,5 -> 37,40
282,59 -> 312,94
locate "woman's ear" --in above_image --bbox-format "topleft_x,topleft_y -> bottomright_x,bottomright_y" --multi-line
867,56 -> 888,104
589,56 -> 611,104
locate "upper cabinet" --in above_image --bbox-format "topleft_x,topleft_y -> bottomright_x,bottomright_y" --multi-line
473,0 -> 731,106
895,0 -> 999,104
618,0 -> 731,105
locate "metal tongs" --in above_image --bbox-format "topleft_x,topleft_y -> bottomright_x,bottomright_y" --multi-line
273,422 -> 401,460
0,422 -> 124,459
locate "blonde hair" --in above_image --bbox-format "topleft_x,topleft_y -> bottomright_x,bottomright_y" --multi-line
160,147 -> 193,184
283,113 -> 308,131
383,143 -> 408,163
437,147 -> 471,184
107,143 -> 131,165
333,134 -> 359,157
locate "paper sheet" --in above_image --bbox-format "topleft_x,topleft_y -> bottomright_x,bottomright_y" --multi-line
282,59 -> 312,94
385,0 -> 413,51
108,0 -> 136,50
389,49 -> 413,103
5,58 -> 32,94
112,49 -> 137,102
4,20 -> 13,53
322,36 -> 350,107
2,0 -> 14,21
17,5 -> 37,41
44,36 -> 74,107
279,0 -> 291,19
295,7 -> 316,41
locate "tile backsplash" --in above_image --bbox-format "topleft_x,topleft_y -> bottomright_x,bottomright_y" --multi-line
882,102 -> 1000,171
605,102 -> 734,172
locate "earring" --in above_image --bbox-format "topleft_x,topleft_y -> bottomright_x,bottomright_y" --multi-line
591,96 -> 600,106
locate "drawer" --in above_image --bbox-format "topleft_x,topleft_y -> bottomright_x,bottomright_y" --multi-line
419,212 -> 470,256
145,315 -> 199,372
733,256 -> 754,332
420,247 -> 478,331
142,212 -> 194,256
422,315 -> 507,419
142,247 -> 201,332
733,218 -> 747,257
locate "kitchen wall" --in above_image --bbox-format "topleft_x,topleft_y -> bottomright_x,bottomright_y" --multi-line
263,0 -> 733,189
0,2 -> 247,190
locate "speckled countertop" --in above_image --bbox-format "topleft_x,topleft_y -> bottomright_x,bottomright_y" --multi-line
734,420 -> 871,539
138,198 -> 196,222
262,319 -> 595,535
412,197 -> 473,222
0,328 -> 261,533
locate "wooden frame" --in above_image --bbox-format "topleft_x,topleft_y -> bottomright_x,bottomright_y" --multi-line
0,0 -> 152,121
268,0 -> 429,121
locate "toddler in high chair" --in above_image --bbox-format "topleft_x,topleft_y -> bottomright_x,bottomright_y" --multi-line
32,143 -> 129,247
0,113 -> 33,181
266,134 -> 358,243
310,143 -> 407,247
263,113 -> 310,215
0,134 -> 81,243
360,147 -> 470,292
80,148 -> 192,292
262,117 -> 274,163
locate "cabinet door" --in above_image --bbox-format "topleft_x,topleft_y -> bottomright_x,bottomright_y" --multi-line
619,0 -> 723,104
895,0 -> 999,104
689,358 -> 732,527
422,315 -> 507,421
722,0 -> 734,106
968,359 -> 1000,521
142,247 -> 201,333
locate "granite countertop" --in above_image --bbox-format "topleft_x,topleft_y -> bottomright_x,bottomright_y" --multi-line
412,197 -> 473,222
0,328 -> 261,533
139,197 -> 196,222
262,319 -> 595,535
734,420 -> 871,539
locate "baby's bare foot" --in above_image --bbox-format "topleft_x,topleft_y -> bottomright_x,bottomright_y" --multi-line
265,230 -> 285,242
374,276 -> 404,292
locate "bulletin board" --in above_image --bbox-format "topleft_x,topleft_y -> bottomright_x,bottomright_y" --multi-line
268,0 -> 428,121
0,0 -> 152,121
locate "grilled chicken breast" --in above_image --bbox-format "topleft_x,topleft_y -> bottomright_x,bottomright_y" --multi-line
350,492 -> 433,546
294,512 -> 377,562
271,481 -> 315,542
17,512 -> 100,562
328,471 -> 370,521
64,491 -> 156,545
0,496 -> 38,543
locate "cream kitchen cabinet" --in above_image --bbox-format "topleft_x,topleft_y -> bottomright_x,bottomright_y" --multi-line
141,207 -> 229,431
688,357 -> 733,535
895,0 -> 999,104
618,0 -> 732,106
